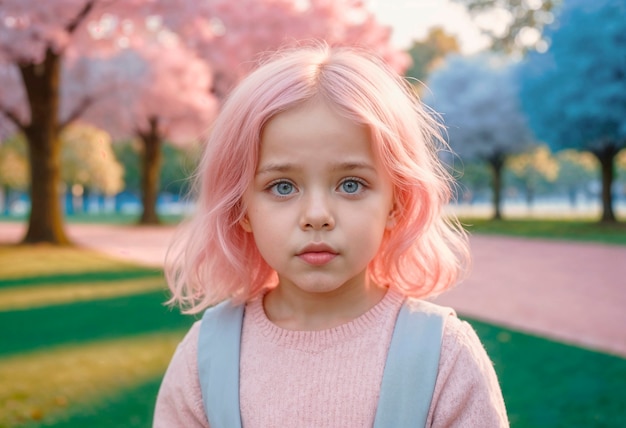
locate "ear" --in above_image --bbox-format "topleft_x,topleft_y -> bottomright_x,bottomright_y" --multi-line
239,215 -> 252,233
385,203 -> 398,230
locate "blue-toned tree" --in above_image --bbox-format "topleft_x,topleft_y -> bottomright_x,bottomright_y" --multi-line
426,54 -> 534,219
518,0 -> 626,222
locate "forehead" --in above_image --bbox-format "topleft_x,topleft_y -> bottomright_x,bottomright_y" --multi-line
259,100 -> 375,165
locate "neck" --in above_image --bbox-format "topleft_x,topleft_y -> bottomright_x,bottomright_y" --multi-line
263,280 -> 387,331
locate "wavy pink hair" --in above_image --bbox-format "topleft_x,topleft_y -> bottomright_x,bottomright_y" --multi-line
166,43 -> 470,314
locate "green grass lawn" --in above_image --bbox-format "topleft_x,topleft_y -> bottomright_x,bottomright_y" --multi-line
0,212 -> 184,226
1,245 -> 625,427
470,319 -> 626,427
0,246 -> 197,427
460,218 -> 626,246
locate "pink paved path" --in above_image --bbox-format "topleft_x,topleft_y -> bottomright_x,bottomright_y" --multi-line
1,222 -> 625,357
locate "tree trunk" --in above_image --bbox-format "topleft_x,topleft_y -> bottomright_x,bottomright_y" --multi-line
20,48 -> 70,245
488,154 -> 506,220
138,117 -> 162,225
525,182 -> 534,208
65,186 -> 74,216
592,144 -> 618,223
0,184 -> 11,215
82,186 -> 91,213
568,186 -> 577,209
1,185 -> 9,215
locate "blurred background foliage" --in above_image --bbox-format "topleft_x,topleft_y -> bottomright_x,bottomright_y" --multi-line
0,0 -> 624,240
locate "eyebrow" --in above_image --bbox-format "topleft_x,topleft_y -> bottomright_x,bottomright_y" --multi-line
255,163 -> 296,176
256,161 -> 377,176
332,161 -> 377,173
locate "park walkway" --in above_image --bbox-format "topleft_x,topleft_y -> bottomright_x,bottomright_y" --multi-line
1,221 -> 625,358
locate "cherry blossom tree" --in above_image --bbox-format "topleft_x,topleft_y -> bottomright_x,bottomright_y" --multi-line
0,0 -> 407,241
163,0 -> 409,97
0,0 -> 149,244
425,54 -> 534,219
71,37 -> 217,224
66,0 -> 407,224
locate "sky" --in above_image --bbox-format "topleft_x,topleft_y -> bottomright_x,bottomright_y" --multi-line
366,0 -> 491,53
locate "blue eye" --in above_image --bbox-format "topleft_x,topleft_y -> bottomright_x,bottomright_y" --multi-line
341,179 -> 361,194
272,181 -> 294,196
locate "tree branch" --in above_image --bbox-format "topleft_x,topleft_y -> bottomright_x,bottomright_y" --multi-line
65,0 -> 98,35
59,96 -> 94,130
0,104 -> 26,132
1,2 -> 96,63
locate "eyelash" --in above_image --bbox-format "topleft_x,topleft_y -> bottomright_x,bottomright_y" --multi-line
338,177 -> 367,195
266,180 -> 296,198
264,177 -> 369,198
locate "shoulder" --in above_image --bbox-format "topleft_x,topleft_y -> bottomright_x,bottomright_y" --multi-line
427,310 -> 509,426
200,299 -> 245,327
403,299 -> 487,361
438,310 -> 497,386
440,314 -> 497,376
404,298 -> 456,318
153,321 -> 207,427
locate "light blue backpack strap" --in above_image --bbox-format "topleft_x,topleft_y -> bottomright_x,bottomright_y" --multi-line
197,300 -> 245,428
373,300 -> 449,428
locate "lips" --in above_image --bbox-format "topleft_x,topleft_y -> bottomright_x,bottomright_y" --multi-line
297,243 -> 338,266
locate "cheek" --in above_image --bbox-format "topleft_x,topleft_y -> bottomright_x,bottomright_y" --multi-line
346,210 -> 388,244
247,204 -> 289,231
250,228 -> 286,271
248,218 -> 285,253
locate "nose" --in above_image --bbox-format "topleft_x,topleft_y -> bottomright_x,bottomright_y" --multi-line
299,190 -> 335,231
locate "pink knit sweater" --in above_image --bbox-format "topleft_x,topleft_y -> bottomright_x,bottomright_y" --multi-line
153,290 -> 508,427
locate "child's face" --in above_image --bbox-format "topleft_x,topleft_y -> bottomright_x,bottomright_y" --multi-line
241,100 -> 395,298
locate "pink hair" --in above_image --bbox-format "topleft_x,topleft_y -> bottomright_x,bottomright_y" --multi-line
166,43 -> 470,314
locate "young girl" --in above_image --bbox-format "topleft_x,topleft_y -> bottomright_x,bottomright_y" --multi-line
154,43 -> 508,427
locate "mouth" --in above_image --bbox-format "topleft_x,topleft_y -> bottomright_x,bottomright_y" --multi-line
297,243 -> 338,266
